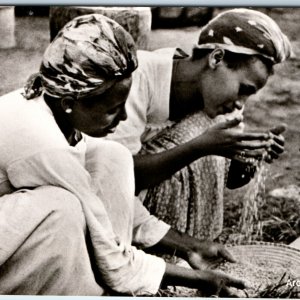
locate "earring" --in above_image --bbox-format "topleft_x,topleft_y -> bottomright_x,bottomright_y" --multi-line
65,108 -> 72,114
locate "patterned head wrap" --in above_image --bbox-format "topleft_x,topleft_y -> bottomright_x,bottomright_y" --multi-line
23,13 -> 138,100
195,8 -> 292,64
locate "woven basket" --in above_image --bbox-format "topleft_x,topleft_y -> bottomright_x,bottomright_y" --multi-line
172,243 -> 300,297
226,242 -> 300,275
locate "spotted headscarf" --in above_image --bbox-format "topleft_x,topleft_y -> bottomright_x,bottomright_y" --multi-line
23,13 -> 138,100
195,8 -> 292,64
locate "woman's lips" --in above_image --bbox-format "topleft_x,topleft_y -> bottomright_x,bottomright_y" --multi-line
223,106 -> 235,114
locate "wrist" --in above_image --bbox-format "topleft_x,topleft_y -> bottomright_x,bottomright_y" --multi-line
172,231 -> 204,260
160,229 -> 195,260
163,263 -> 202,288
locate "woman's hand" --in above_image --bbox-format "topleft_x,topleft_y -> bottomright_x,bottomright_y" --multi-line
196,117 -> 271,161
264,124 -> 286,163
163,263 -> 247,297
226,124 -> 286,189
186,241 -> 236,270
147,228 -> 236,270
194,269 -> 247,297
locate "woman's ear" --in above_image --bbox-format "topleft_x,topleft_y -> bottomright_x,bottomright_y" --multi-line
61,96 -> 75,114
208,48 -> 225,69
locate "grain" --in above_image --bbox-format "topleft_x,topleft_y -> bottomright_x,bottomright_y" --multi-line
215,257 -> 299,297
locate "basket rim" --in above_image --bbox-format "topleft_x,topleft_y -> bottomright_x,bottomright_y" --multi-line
226,241 -> 300,254
223,241 -> 300,273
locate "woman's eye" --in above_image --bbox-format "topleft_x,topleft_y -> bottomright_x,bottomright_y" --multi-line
107,108 -> 117,115
239,84 -> 256,96
107,105 -> 122,115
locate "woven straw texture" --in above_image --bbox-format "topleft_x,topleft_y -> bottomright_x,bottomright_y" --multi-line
227,242 -> 300,275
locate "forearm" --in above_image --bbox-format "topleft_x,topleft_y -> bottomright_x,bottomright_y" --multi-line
134,138 -> 211,193
162,263 -> 200,288
145,228 -> 201,261
162,262 -> 247,296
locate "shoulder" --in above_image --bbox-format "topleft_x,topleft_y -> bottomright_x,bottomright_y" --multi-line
132,48 -> 177,89
0,89 -> 67,149
0,88 -> 26,108
136,48 -> 177,69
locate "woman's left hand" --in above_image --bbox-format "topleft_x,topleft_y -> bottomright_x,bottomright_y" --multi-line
186,241 -> 236,270
146,229 -> 236,270
264,124 -> 286,163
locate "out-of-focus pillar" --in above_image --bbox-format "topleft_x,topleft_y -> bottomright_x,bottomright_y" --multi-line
49,6 -> 152,50
0,6 -> 16,49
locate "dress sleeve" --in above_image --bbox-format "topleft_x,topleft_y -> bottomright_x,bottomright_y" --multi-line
6,147 -> 166,295
133,196 -> 171,248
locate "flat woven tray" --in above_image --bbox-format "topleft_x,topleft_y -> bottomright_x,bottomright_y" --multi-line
225,242 -> 300,275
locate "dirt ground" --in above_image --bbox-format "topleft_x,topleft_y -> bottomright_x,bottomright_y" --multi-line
1,8 -> 300,244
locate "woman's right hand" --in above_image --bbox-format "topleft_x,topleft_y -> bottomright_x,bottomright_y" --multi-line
195,117 -> 271,161
163,263 -> 247,297
194,269 -> 247,297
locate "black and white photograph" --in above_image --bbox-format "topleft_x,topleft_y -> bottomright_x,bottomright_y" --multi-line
0,5 -> 300,297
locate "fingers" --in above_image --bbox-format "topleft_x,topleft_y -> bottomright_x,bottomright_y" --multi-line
264,135 -> 285,164
219,286 -> 239,297
267,125 -> 286,158
218,247 -> 236,263
269,123 -> 287,135
225,275 -> 248,290
236,132 -> 270,141
233,150 -> 265,163
264,150 -> 280,163
271,133 -> 285,147
234,134 -> 284,157
270,139 -> 285,153
235,141 -> 270,150
273,145 -> 284,155
201,270 -> 248,297
267,150 -> 279,160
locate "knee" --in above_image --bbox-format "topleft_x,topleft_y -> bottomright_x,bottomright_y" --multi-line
25,186 -> 85,232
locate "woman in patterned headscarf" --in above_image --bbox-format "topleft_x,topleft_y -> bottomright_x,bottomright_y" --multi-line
105,8 -> 292,241
0,13 -> 250,296
23,13 -> 138,142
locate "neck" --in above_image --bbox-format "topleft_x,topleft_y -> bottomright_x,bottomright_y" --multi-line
44,94 -> 75,143
169,58 -> 205,120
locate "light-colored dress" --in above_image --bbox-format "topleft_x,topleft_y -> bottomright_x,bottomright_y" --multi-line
0,89 -> 170,295
106,48 -> 234,240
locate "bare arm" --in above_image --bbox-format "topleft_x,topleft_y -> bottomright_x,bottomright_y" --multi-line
134,117 -> 271,193
134,137 -> 210,194
146,228 -> 235,269
162,262 -> 246,296
146,228 -> 246,296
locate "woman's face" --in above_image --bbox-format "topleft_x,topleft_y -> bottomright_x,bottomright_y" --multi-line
69,76 -> 132,137
201,57 -> 271,118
